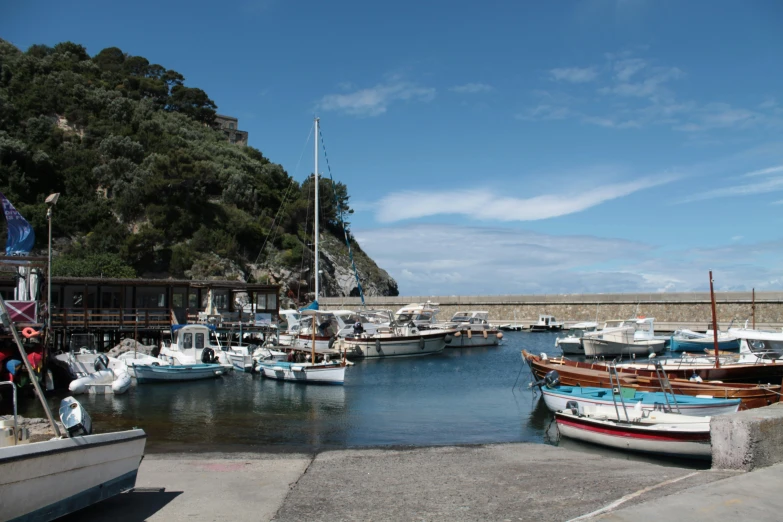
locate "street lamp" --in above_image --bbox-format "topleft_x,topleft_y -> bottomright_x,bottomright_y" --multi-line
45,193 -> 59,332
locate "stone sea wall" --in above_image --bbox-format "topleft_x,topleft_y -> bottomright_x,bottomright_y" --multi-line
320,291 -> 783,330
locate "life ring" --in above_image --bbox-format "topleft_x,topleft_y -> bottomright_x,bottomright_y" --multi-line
22,327 -> 40,339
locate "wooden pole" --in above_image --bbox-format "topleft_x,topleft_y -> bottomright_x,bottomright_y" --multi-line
311,314 -> 316,364
752,288 -> 756,330
709,270 -> 720,369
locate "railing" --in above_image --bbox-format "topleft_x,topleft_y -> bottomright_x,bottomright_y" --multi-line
51,308 -> 171,329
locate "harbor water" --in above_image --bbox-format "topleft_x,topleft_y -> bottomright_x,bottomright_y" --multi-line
20,331 -> 703,467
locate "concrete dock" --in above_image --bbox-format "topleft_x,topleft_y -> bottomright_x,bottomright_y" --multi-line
57,442 -> 777,522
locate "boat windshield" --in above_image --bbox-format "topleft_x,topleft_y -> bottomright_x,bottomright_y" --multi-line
451,315 -> 471,323
746,338 -> 783,359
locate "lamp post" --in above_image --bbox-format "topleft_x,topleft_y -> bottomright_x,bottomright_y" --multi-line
45,193 -> 59,333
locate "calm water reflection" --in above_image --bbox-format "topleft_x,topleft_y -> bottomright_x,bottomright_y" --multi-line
22,332 -> 578,451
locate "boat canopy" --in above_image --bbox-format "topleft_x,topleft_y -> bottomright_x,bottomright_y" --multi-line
171,324 -> 216,333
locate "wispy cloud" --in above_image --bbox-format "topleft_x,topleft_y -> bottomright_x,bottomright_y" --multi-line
677,165 -> 783,203
374,175 -> 675,223
355,224 -> 783,295
549,67 -> 599,83
319,78 -> 435,117
449,83 -> 493,94
742,165 -> 783,177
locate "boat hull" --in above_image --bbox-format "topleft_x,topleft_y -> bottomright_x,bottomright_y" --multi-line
0,429 -> 146,522
670,337 -> 740,353
583,338 -> 665,357
228,353 -> 254,373
446,330 -> 501,348
555,412 -> 711,459
542,387 -> 740,417
342,334 -> 446,358
529,325 -> 562,332
132,363 -> 223,383
258,362 -> 345,384
556,337 -> 584,355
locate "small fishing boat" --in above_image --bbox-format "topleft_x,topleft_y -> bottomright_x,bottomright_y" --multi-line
257,360 -> 346,384
555,403 -> 711,460
539,371 -> 741,417
670,329 -> 739,352
257,119 -> 348,386
529,314 -> 564,332
159,324 -> 234,372
522,350 -> 780,409
132,363 -> 224,383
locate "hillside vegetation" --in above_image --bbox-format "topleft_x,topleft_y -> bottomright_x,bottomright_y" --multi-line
0,39 -> 398,299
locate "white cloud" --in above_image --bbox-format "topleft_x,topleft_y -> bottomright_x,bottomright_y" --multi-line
743,165 -> 783,177
677,173 -> 783,203
374,175 -> 675,223
549,67 -> 599,83
319,79 -> 435,117
354,224 -> 783,295
613,58 -> 647,82
449,83 -> 493,94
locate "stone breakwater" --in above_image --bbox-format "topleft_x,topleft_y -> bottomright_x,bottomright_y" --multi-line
320,291 -> 783,328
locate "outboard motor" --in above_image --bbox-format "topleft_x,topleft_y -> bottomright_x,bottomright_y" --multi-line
93,354 -> 110,372
544,370 -> 560,389
59,396 -> 92,437
201,347 -> 216,364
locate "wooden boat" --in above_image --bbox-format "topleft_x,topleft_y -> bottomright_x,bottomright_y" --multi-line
522,351 -> 780,409
555,404 -> 711,460
541,381 -> 741,417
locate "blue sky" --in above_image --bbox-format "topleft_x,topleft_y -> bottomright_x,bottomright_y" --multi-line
3,0 -> 783,295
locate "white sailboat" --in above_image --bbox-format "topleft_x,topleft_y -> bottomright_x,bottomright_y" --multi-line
257,118 -> 347,385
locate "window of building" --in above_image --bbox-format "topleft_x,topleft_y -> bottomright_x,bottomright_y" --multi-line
229,123 -> 235,129
267,293 -> 277,310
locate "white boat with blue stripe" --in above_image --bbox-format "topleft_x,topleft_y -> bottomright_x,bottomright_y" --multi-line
132,362 -> 223,383
257,360 -> 345,384
541,381 -> 741,417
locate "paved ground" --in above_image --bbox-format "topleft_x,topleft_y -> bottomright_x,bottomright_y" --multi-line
591,462 -> 783,522
61,443 -> 745,522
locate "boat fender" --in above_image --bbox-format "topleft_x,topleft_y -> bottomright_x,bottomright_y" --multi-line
94,354 -> 110,372
375,339 -> 381,353
483,330 -> 488,339
328,336 -> 337,349
467,330 -> 472,339
497,332 -> 503,340
22,327 -> 40,339
444,334 -> 453,344
419,337 -> 425,350
201,348 -> 216,364
565,400 -> 579,415
454,331 -> 461,337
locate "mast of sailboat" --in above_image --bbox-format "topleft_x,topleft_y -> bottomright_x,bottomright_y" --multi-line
752,288 -> 756,329
314,117 -> 320,305
709,270 -> 721,369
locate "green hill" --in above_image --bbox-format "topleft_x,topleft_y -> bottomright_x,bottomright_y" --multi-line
0,39 -> 398,300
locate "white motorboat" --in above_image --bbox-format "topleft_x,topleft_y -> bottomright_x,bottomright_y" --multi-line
277,309 -> 302,346
393,302 -> 442,329
54,348 -> 133,395
335,312 -> 451,358
529,314 -> 564,332
554,402 -> 711,460
555,321 -> 598,355
159,323 -> 234,372
441,311 -> 503,348
582,318 -> 666,357
257,360 -> 346,384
